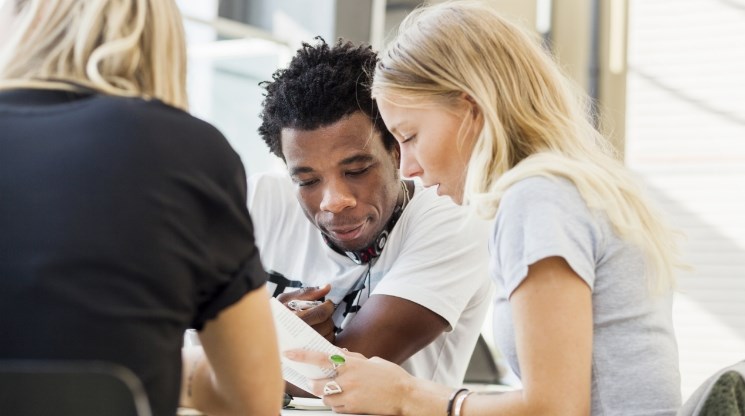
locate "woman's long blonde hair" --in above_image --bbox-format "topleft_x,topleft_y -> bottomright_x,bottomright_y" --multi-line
373,1 -> 679,292
0,0 -> 188,110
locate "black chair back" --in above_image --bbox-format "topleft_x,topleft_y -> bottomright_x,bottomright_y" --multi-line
0,360 -> 152,416
679,360 -> 745,416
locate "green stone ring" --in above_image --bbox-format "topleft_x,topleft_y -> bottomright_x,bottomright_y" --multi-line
329,353 -> 346,369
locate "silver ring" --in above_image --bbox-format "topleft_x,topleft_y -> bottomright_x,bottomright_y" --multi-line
323,380 -> 343,395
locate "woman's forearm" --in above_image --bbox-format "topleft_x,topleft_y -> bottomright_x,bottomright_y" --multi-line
398,377 -> 453,415
180,347 -> 214,411
181,346 -> 238,414
397,380 -> 529,416
181,289 -> 284,416
454,390 -> 527,416
412,388 -> 548,416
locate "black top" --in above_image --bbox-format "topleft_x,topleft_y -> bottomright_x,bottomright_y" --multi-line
0,89 -> 267,416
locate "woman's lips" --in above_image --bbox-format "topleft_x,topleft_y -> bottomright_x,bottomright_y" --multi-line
422,181 -> 442,195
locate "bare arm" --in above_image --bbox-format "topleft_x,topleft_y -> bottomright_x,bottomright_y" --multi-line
180,285 -> 284,416
335,294 -> 449,364
408,256 -> 593,415
277,286 -> 449,362
279,287 -> 448,398
289,256 -> 593,415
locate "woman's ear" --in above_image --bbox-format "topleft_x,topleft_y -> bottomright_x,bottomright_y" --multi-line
463,93 -> 480,119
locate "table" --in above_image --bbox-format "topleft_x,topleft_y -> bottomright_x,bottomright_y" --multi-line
179,384 -> 514,415
179,408 -> 365,415
179,408 -> 340,415
282,406 -> 370,415
283,397 -> 327,409
282,410 -> 329,415
178,403 -> 368,415
281,397 -> 367,415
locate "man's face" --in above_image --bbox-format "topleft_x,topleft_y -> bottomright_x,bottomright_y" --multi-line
282,111 -> 401,252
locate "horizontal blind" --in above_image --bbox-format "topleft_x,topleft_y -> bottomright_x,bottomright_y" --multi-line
625,0 -> 745,400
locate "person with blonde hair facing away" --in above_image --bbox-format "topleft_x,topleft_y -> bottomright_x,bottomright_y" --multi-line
0,1 -> 282,415
287,1 -> 682,415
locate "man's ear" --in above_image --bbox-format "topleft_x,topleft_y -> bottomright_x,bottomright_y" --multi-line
391,142 -> 401,167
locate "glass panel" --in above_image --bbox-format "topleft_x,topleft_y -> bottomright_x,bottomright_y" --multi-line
178,1 -> 289,175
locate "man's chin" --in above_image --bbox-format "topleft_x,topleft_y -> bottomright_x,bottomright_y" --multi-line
330,238 -> 374,253
322,220 -> 380,252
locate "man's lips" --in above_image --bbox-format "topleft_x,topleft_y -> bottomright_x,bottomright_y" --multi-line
325,222 -> 366,242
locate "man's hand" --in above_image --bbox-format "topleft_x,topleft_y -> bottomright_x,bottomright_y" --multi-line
277,284 -> 336,343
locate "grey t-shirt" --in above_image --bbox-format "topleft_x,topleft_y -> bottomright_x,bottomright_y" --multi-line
491,176 -> 681,415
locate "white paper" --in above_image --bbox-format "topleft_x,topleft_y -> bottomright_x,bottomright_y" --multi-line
270,297 -> 340,393
285,397 -> 332,411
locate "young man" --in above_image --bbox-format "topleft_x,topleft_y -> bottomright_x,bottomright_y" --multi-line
251,38 -> 492,390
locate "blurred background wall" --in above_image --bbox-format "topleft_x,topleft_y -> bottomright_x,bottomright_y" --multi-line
175,0 -> 745,400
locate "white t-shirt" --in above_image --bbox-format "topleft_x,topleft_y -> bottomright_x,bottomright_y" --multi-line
248,172 -> 493,387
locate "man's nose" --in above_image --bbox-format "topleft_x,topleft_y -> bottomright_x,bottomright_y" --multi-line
319,180 -> 356,213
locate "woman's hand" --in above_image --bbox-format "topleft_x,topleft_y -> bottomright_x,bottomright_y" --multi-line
284,349 -> 416,415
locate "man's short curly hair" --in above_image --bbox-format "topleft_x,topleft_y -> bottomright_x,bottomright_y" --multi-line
258,37 -> 395,159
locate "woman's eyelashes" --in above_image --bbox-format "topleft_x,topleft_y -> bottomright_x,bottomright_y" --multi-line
401,134 -> 417,144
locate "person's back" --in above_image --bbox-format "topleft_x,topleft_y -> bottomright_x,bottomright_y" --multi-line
0,1 -> 282,414
0,89 -> 259,414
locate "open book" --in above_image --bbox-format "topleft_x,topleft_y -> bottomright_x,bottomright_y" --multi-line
269,297 -> 341,393
284,397 -> 332,411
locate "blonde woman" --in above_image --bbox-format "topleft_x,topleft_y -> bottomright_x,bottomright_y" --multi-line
0,1 -> 282,415
287,1 -> 682,415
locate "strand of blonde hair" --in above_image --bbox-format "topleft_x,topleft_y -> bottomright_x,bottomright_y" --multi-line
374,1 -> 680,292
0,0 -> 187,110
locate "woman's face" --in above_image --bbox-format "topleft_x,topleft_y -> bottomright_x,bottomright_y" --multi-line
377,94 -> 481,205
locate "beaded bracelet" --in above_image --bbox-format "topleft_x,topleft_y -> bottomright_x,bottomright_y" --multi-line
453,391 -> 475,416
446,388 -> 469,416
